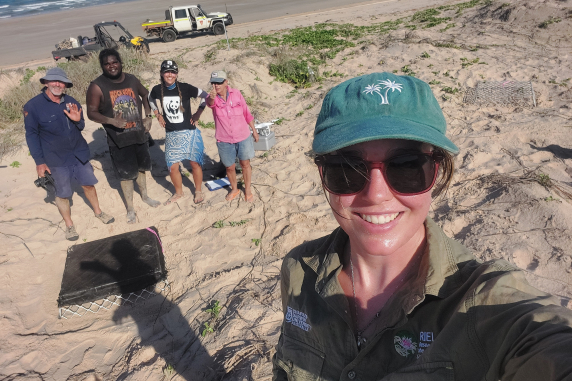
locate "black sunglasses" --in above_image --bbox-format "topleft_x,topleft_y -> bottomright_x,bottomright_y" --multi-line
314,152 -> 443,196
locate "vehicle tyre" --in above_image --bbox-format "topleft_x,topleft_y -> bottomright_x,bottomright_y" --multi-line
162,29 -> 176,43
213,22 -> 224,35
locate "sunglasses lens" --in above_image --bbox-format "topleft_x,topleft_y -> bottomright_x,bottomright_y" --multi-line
321,157 -> 368,195
385,154 -> 436,194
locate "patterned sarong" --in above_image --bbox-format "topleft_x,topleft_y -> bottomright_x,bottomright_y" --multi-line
165,129 -> 204,169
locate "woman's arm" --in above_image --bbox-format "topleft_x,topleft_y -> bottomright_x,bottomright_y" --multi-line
148,87 -> 166,128
191,89 -> 208,125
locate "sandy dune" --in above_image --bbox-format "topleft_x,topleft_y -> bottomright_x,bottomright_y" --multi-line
1,0 -> 572,379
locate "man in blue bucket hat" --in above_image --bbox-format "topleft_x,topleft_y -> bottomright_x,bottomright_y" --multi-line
24,67 -> 114,241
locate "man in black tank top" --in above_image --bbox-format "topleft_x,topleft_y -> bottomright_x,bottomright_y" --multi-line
87,49 -> 160,224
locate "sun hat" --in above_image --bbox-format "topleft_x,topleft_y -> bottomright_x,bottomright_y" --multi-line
210,70 -> 227,83
40,67 -> 73,88
312,72 -> 458,155
160,60 -> 179,73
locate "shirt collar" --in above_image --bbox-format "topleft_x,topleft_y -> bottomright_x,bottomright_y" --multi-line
303,217 -> 473,302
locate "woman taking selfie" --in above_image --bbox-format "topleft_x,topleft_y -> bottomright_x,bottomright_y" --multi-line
149,60 -> 208,205
273,73 -> 572,380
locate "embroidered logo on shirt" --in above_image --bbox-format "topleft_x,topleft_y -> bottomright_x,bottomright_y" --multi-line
417,331 -> 434,357
363,80 -> 403,105
394,330 -> 418,357
285,307 -> 312,332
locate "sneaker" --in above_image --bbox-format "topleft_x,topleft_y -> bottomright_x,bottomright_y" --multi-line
95,211 -> 115,224
65,225 -> 79,241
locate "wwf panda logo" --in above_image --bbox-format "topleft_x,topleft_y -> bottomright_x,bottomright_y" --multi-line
163,96 -> 183,123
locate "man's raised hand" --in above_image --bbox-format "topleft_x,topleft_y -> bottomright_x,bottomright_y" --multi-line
64,103 -> 82,122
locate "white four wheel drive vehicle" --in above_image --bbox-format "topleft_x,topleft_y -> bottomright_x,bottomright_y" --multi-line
142,4 -> 233,43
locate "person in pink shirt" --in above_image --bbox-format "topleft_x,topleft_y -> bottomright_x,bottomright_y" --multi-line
207,70 -> 259,202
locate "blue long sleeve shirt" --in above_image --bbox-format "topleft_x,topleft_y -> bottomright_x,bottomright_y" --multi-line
24,90 -> 90,167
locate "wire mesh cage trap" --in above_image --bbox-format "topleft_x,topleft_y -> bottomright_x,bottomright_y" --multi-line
57,226 -> 168,319
463,81 -> 536,107
58,280 -> 170,319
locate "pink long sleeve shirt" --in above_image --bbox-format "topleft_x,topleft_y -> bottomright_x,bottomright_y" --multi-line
207,86 -> 254,143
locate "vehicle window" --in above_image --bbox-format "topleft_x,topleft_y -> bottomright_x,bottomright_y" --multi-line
174,9 -> 187,19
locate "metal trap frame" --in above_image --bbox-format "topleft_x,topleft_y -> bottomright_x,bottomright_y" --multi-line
463,81 -> 536,107
58,280 -> 170,319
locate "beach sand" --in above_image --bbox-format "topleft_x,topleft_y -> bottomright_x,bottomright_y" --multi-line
1,0 -> 572,379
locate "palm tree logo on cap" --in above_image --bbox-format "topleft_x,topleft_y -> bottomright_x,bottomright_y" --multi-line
363,80 -> 403,104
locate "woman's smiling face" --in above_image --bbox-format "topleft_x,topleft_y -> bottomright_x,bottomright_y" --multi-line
328,139 -> 433,258
162,70 -> 178,86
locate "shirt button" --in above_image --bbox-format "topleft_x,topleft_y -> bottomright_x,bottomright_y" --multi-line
348,370 -> 356,379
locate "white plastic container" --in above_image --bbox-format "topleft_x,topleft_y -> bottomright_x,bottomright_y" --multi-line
70,37 -> 79,48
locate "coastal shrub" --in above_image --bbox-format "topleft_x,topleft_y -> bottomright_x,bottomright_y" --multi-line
269,59 -> 318,88
215,22 -> 399,86
20,68 -> 36,85
539,17 -> 561,29
0,81 -> 40,159
401,65 -> 416,76
198,120 -> 215,129
411,0 -> 485,28
282,24 -> 358,52
441,86 -> 460,94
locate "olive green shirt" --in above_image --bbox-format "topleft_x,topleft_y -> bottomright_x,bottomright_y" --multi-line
273,218 -> 572,381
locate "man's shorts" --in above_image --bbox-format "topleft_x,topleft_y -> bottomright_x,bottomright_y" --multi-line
109,143 -> 152,181
216,135 -> 255,168
50,160 -> 98,198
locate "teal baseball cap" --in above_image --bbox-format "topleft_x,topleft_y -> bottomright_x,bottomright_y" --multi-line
312,72 -> 458,154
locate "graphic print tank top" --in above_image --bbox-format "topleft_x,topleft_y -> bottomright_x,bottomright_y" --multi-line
92,73 -> 146,148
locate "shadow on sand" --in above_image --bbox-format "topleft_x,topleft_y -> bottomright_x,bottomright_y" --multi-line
529,143 -> 572,160
79,238 -> 216,379
89,129 -> 226,204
